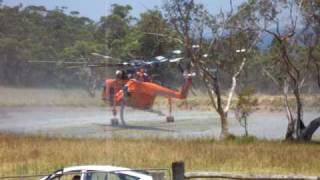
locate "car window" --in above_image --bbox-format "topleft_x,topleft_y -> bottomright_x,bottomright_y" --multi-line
50,172 -> 81,180
118,174 -> 140,180
112,173 -> 139,180
84,172 -> 108,180
107,173 -> 121,180
84,172 -> 139,180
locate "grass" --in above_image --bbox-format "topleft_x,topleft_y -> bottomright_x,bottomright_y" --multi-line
1,86 -> 320,111
0,134 -> 319,177
0,86 -> 102,107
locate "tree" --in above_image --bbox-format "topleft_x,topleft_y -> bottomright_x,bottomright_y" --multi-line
0,4 -> 104,87
96,4 -> 135,58
136,9 -> 176,58
235,87 -> 258,136
246,0 -> 320,141
164,0 -> 259,139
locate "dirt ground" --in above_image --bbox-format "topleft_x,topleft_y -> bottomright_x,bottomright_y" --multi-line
0,107 -> 319,140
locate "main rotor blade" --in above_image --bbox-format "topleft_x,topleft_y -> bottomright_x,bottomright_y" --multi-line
28,60 -> 127,67
90,53 -> 112,59
155,56 -> 168,62
90,53 -> 122,62
168,57 -> 183,63
28,60 -> 88,65
87,63 -> 124,67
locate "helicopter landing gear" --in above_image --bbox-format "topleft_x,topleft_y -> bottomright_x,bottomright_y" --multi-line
119,99 -> 126,126
111,105 -> 119,126
166,116 -> 174,123
111,117 -> 119,126
110,99 -> 126,126
166,98 -> 174,123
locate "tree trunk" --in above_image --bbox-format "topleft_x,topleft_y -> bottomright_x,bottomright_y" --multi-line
299,117 -> 320,141
285,120 -> 295,140
218,110 -> 230,139
293,87 -> 305,137
283,80 -> 295,140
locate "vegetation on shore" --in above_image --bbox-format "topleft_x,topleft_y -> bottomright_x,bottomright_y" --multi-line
1,87 -> 320,112
0,133 -> 319,177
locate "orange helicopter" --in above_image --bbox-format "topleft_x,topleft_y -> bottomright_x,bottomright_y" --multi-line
99,54 -> 195,126
102,69 -> 194,125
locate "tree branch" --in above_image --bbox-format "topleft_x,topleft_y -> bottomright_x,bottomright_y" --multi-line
224,57 -> 247,113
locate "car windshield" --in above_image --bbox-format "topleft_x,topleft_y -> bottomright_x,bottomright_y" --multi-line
45,170 -> 81,180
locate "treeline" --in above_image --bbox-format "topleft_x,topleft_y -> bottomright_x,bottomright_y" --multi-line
0,4 -> 103,86
0,2 -> 274,91
0,1 -> 319,93
0,3 -> 179,88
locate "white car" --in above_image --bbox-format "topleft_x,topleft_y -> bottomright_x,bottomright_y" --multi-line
40,165 -> 153,180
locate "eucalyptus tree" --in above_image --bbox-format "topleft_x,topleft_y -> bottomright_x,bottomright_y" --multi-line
0,4 -> 104,87
97,4 -> 137,58
135,9 -> 181,85
242,0 -> 320,141
163,0 -> 259,139
0,4 -> 33,85
137,9 -> 176,58
300,0 -> 320,88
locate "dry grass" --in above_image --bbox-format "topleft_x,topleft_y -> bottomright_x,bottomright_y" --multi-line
256,94 -> 320,111
0,87 -> 102,107
0,134 -> 319,177
155,93 -> 320,111
1,86 -> 320,111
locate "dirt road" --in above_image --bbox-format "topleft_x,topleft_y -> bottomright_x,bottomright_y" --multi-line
0,107 -> 319,140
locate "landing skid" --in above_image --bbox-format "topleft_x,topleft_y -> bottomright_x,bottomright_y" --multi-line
111,118 -> 119,126
111,98 -> 174,125
166,98 -> 174,123
110,99 -> 126,126
166,116 -> 174,123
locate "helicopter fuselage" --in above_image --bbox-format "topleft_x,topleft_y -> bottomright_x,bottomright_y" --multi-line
102,78 -> 192,110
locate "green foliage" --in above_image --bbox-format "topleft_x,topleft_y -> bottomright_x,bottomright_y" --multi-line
136,10 -> 176,57
63,41 -> 104,59
236,87 -> 258,114
0,3 -> 182,87
98,4 -> 134,58
0,5 -> 103,86
111,4 -> 132,19
235,86 -> 258,136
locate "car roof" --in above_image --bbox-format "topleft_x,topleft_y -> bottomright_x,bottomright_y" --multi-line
62,165 -> 152,180
63,165 -> 129,172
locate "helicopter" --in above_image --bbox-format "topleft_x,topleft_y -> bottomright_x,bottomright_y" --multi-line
99,55 -> 195,126
29,51 -> 195,126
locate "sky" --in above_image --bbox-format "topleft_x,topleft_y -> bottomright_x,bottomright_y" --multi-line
3,0 -> 246,21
